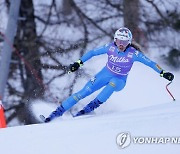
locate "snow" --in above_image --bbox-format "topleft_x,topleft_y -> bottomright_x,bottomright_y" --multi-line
0,101 -> 180,154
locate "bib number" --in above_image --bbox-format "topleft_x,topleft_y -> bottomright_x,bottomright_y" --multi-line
111,65 -> 121,73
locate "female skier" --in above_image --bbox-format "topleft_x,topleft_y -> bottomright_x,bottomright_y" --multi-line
44,27 -> 174,122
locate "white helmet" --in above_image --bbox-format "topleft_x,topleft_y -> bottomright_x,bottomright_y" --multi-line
114,27 -> 132,47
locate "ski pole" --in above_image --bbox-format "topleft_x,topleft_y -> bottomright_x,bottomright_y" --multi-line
166,81 -> 175,101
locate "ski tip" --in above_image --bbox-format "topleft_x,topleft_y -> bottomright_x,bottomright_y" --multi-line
39,115 -> 46,123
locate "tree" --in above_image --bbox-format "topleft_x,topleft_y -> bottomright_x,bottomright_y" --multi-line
123,0 -> 141,43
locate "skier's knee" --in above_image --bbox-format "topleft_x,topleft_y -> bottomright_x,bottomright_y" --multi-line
73,88 -> 92,101
72,93 -> 82,102
109,78 -> 126,91
109,82 -> 116,88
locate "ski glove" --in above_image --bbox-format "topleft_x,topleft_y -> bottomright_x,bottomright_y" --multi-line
69,60 -> 83,72
160,71 -> 174,81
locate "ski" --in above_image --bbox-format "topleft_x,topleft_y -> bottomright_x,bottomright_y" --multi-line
72,110 -> 95,118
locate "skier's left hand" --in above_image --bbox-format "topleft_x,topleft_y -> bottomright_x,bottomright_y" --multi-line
160,71 -> 174,81
68,60 -> 83,73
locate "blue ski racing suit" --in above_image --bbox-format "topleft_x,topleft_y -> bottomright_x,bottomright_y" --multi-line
44,42 -> 172,122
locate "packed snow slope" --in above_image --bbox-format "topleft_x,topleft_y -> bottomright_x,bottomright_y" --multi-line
0,101 -> 180,154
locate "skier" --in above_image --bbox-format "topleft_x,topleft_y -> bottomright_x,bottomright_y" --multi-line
44,27 -> 174,122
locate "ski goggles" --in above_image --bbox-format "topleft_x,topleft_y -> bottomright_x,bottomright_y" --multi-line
115,39 -> 129,47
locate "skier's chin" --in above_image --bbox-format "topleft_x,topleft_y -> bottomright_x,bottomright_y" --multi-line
118,47 -> 125,52
117,44 -> 126,51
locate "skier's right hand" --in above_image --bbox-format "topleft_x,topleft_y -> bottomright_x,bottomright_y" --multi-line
68,60 -> 83,73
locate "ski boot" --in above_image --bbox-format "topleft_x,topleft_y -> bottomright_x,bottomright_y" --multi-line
45,105 -> 65,123
75,98 -> 103,117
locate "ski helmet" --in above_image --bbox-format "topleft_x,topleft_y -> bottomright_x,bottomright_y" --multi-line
114,27 -> 132,47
